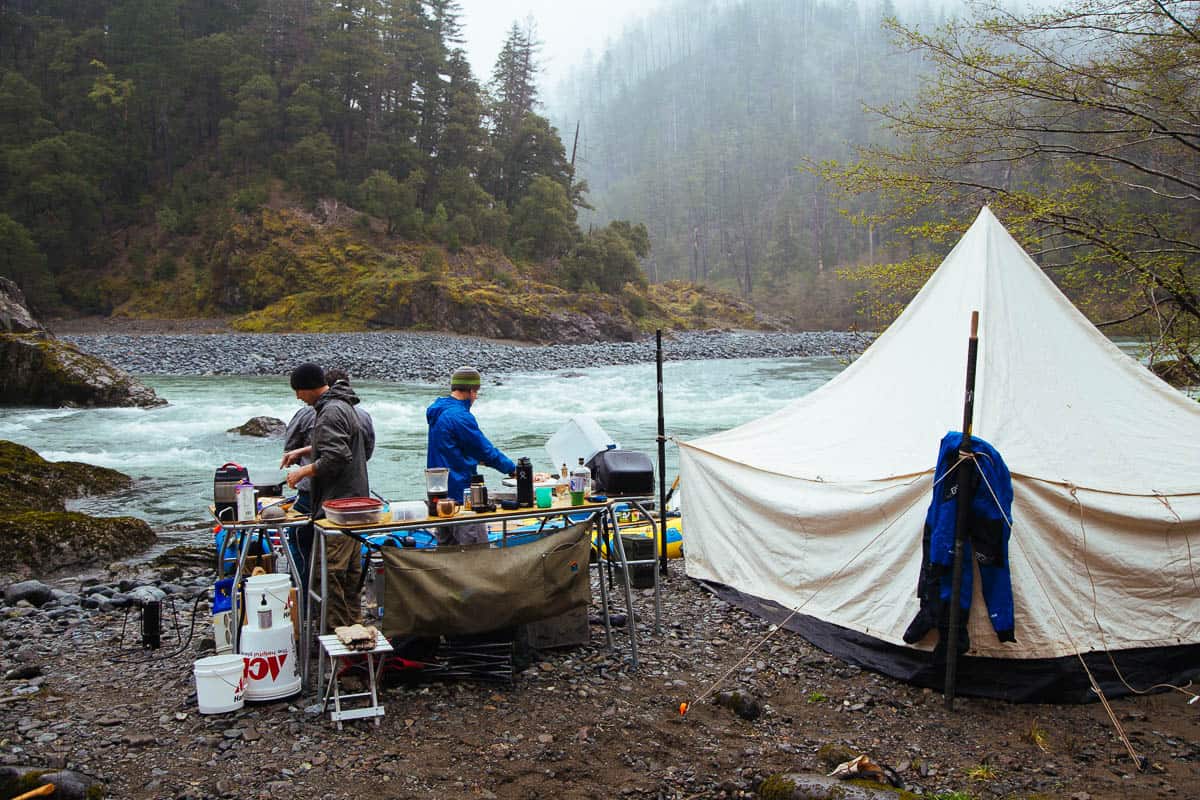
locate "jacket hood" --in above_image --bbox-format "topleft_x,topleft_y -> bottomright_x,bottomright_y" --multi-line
426,395 -> 467,427
319,381 -> 360,408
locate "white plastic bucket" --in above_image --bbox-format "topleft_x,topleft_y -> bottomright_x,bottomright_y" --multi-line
194,654 -> 245,714
240,623 -> 301,701
244,573 -> 291,625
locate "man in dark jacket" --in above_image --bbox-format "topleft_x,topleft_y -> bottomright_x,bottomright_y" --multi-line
283,362 -> 370,627
426,366 -> 516,544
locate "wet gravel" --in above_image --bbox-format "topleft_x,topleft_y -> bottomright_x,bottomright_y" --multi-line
59,330 -> 871,383
2,552 -> 1195,800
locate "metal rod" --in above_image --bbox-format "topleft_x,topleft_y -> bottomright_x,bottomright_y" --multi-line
944,310 -> 979,711
656,329 -> 668,575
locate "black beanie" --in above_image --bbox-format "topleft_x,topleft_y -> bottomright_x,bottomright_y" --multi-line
290,362 -> 326,390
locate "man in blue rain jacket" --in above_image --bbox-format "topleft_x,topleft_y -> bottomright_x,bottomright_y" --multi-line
426,366 -> 516,544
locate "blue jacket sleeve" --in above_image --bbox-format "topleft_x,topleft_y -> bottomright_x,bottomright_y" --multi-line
453,413 -> 515,475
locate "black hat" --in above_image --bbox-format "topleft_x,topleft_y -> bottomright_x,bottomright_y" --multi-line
290,362 -> 326,390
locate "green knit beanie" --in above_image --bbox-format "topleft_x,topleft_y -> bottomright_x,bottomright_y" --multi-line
450,366 -> 482,390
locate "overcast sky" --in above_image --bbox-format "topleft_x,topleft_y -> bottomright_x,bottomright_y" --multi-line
456,0 -> 662,90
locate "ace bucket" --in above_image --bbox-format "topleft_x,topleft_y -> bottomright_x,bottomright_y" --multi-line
194,654 -> 245,714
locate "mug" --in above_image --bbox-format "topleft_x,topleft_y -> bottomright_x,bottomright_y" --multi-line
437,498 -> 458,517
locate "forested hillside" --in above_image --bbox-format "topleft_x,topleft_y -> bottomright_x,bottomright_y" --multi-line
551,0 -> 937,328
0,1 -> 717,337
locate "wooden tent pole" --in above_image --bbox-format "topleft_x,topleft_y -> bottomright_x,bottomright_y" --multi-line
944,310 -> 980,711
656,329 -> 669,575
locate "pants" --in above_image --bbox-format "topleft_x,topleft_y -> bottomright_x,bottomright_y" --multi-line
436,522 -> 488,546
323,532 -> 362,629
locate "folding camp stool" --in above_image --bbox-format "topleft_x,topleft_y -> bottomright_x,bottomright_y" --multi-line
317,630 -> 393,729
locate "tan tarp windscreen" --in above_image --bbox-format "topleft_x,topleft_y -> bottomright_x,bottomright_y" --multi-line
381,520 -> 593,638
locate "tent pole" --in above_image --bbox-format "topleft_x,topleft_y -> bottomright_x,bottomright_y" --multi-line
656,329 -> 669,575
944,310 -> 979,711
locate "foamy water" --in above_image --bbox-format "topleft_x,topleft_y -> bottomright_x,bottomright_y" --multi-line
0,356 -> 847,546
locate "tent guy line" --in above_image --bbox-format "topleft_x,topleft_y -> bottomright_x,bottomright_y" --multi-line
681,454 -> 970,717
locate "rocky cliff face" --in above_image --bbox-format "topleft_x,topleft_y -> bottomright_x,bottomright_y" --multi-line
0,278 -> 164,408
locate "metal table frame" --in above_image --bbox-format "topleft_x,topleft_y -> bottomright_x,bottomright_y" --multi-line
209,506 -> 311,654
308,495 -> 662,694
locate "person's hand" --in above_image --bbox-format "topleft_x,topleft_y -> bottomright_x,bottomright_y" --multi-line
281,450 -> 299,468
286,467 -> 305,489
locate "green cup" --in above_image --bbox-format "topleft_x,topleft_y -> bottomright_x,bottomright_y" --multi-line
569,490 -> 584,506
535,486 -> 552,508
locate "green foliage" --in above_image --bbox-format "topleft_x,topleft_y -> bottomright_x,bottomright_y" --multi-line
823,0 -> 1200,367
419,248 -> 446,275
285,133 -> 337,203
510,176 -> 577,261
153,256 -> 178,282
232,184 -> 268,214
562,223 -> 647,294
359,169 -> 421,236
0,214 -> 52,309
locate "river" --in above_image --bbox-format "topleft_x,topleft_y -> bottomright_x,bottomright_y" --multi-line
0,355 -> 848,550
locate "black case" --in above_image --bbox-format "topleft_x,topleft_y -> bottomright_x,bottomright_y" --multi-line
586,449 -> 654,496
214,462 -> 250,520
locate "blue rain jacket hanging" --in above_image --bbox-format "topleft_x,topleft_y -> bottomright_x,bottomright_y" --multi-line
903,431 -> 1015,649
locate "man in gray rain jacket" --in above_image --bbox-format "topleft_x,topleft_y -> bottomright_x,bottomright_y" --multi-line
283,362 -> 370,627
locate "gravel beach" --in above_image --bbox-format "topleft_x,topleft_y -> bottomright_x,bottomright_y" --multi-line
3,555 -> 1194,800
58,330 -> 872,382
8,323 -> 1194,800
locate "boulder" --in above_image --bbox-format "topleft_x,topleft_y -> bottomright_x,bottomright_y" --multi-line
0,766 -> 105,800
0,441 -> 156,580
3,580 -> 54,607
0,280 -> 164,408
0,278 -> 45,333
228,415 -> 285,437
0,333 -> 166,408
0,440 -> 131,513
0,511 -> 156,581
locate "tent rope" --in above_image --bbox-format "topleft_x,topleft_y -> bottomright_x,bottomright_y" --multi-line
974,470 -> 1149,769
682,455 -> 970,715
973,470 -> 1197,700
1153,491 -> 1198,594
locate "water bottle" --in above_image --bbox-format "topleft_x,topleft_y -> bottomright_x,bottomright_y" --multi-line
235,480 -> 256,521
570,458 -> 591,506
516,457 -> 534,507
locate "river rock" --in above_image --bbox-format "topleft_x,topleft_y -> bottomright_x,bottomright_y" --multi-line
0,333 -> 166,408
0,441 -> 155,580
227,416 -> 285,437
0,278 -> 45,334
0,281 -> 164,408
3,580 -> 54,607
0,766 -> 105,800
757,773 -> 905,799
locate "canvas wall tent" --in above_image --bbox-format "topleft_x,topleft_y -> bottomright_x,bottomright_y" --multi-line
678,207 -> 1200,702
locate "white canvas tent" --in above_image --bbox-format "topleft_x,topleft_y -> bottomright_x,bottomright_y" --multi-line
679,207 -> 1200,700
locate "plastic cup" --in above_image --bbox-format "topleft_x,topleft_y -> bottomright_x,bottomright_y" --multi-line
535,486 -> 552,508
570,490 -> 584,507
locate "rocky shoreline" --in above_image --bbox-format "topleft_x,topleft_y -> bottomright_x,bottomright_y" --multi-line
4,553 -> 1191,800
59,330 -> 871,383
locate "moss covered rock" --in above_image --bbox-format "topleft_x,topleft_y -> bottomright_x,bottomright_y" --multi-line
0,441 -> 155,580
0,332 -> 165,408
0,511 -> 155,580
0,440 -> 130,513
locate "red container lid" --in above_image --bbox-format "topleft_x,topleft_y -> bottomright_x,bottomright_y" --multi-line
323,497 -> 383,511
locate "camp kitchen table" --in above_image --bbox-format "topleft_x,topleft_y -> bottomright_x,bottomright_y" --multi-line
307,495 -> 663,694
208,506 -> 311,653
